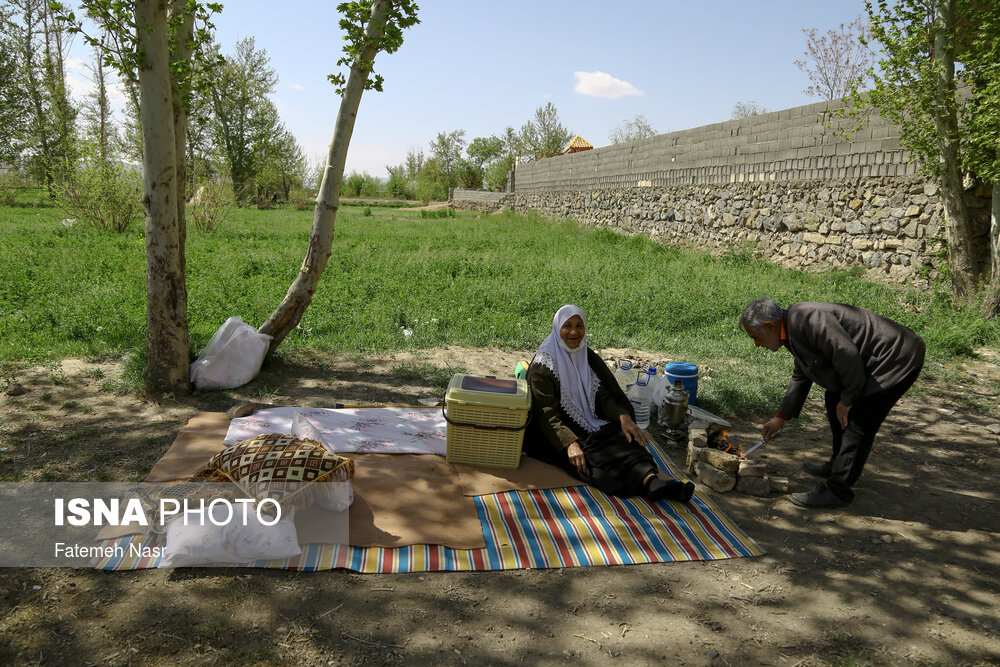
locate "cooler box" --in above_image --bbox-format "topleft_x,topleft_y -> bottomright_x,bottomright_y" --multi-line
444,374 -> 531,468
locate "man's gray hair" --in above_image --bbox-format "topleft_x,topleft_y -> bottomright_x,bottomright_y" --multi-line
739,298 -> 786,331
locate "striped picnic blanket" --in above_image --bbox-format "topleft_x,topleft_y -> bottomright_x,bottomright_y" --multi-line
93,446 -> 763,571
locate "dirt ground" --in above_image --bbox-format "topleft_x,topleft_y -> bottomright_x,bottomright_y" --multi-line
0,345 -> 998,666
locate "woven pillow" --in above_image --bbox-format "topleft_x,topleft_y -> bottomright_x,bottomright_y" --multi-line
204,433 -> 354,512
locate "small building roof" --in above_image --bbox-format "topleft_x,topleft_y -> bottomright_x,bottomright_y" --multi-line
562,135 -> 594,154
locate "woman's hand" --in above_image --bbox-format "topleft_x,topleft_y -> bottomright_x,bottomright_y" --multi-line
566,441 -> 586,472
620,414 -> 652,446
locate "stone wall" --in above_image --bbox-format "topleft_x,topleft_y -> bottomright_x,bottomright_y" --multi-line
508,177 -> 948,282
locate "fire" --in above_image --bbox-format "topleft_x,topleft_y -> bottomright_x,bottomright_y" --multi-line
713,429 -> 748,457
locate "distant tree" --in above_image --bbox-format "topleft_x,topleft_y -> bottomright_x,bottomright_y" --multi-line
483,125 -> 519,190
258,0 -> 419,353
795,15 -> 874,101
609,114 -> 656,144
517,102 -> 572,160
8,0 -> 78,195
429,128 -> 466,186
403,145 -> 424,179
0,6 -> 27,167
78,34 -> 117,166
466,134 -> 507,190
731,100 -> 768,119
452,158 -> 483,189
209,37 -> 279,204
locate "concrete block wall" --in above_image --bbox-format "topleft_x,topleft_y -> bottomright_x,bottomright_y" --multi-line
510,98 -> 915,192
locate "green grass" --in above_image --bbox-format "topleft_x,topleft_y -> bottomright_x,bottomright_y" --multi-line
1,195 -> 998,418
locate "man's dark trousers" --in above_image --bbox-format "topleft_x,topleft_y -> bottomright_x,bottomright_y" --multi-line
823,360 -> 924,502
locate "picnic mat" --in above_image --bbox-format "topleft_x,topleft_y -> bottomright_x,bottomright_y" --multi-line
93,411 -> 765,571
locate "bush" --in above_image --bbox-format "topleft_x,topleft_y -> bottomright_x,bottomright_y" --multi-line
188,182 -> 235,232
342,171 -> 382,198
415,179 -> 447,205
419,207 -> 455,219
386,175 -> 408,200
59,159 -> 143,233
362,206 -> 372,217
289,189 -> 314,211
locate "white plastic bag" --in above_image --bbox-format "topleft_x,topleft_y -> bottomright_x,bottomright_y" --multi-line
190,316 -> 272,390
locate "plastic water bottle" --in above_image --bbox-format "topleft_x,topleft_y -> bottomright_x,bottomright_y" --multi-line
614,359 -> 636,392
646,365 -> 660,422
628,370 -> 653,429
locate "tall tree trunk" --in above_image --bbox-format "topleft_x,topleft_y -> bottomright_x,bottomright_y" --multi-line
933,0 -> 980,303
984,176 -> 1000,317
134,0 -> 189,394
168,0 -> 194,274
259,0 -> 392,353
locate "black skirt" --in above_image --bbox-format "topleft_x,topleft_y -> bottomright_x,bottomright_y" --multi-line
523,422 -> 658,498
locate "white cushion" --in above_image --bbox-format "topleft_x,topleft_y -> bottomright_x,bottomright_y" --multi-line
158,503 -> 301,568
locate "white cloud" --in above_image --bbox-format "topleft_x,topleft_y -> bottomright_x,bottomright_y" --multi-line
288,82 -> 305,91
573,71 -> 643,99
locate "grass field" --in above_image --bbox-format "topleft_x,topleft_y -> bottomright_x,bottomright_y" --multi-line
2,195 -> 997,416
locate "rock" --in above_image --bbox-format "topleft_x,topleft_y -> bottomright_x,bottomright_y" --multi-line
686,444 -> 705,473
695,462 -> 737,492
770,476 -> 790,493
738,460 -> 767,477
227,402 -> 257,419
880,534 -> 894,544
697,447 -> 741,473
986,424 -> 1000,435
5,382 -> 26,397
736,475 -> 771,497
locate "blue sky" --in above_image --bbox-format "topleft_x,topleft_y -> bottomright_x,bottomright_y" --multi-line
68,1 -> 871,177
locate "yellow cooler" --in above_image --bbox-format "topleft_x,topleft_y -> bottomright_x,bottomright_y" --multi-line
444,374 -> 531,468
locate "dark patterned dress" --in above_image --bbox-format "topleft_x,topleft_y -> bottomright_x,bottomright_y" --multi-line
524,348 -> 659,498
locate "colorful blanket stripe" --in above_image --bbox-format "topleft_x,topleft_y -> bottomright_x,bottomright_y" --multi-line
92,447 -> 763,571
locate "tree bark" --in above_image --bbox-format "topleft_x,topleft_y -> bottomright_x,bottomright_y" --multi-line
168,0 -> 195,274
134,0 -> 189,394
258,0 -> 391,353
933,0 -> 980,303
984,176 -> 1000,318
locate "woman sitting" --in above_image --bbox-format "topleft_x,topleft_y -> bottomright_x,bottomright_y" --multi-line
523,304 -> 695,502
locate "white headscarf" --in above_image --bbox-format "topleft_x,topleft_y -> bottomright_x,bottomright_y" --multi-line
532,304 -> 608,433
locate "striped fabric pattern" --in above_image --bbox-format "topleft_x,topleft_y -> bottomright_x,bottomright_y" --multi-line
93,447 -> 763,571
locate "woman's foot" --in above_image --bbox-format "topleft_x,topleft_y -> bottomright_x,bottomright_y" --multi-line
646,478 -> 695,502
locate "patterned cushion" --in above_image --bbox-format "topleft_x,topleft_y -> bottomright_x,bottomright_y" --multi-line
205,433 -> 354,511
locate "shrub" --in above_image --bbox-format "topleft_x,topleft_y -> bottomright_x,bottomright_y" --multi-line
386,175 -> 408,200
415,179 -> 446,205
362,206 -> 372,217
289,189 -> 314,211
419,207 -> 455,219
342,171 -> 381,198
188,182 -> 235,232
59,158 -> 143,233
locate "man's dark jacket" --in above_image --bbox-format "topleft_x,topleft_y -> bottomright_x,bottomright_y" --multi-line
777,302 -> 925,418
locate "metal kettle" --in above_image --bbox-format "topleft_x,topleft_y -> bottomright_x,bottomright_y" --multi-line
662,379 -> 689,430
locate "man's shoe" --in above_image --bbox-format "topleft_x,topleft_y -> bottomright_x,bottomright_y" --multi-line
789,485 -> 851,509
802,460 -> 833,477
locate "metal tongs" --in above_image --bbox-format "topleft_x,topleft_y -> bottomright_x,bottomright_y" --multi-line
740,428 -> 783,460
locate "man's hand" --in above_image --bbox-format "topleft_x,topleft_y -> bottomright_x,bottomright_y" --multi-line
762,416 -> 787,441
836,402 -> 851,428
620,414 -> 652,445
566,441 -> 586,472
